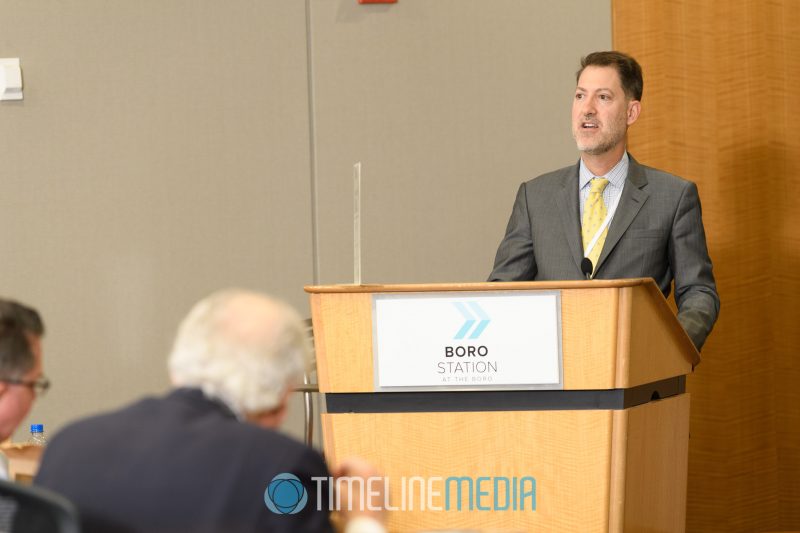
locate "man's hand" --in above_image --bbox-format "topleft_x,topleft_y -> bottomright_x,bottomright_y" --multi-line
331,456 -> 386,525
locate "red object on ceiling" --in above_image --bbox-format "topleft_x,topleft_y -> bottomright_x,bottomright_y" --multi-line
359,0 -> 397,3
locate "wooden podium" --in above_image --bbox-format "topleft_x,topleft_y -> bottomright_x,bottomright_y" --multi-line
306,279 -> 698,532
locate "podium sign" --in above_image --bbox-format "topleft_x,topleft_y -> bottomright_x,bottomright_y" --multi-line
372,291 -> 562,390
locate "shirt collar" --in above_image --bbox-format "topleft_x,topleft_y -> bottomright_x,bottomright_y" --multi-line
579,151 -> 629,190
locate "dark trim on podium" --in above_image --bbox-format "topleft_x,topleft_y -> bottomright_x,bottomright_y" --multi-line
324,376 -> 685,414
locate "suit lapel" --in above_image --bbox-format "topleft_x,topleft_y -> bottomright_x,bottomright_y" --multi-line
555,162 -> 585,272
595,155 -> 649,272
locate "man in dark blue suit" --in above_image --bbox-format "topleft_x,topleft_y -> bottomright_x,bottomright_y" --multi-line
35,290 -> 386,533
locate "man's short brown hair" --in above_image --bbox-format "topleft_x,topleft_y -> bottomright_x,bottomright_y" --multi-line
0,299 -> 44,378
577,51 -> 643,102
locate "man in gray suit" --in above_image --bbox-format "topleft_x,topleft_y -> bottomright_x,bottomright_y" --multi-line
489,51 -> 719,351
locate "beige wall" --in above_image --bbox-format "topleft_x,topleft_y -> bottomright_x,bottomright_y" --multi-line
311,0 -> 611,284
1,0 -> 611,443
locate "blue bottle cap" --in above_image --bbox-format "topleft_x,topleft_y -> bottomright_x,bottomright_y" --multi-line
30,424 -> 44,433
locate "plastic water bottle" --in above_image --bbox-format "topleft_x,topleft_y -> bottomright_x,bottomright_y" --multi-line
27,424 -> 47,446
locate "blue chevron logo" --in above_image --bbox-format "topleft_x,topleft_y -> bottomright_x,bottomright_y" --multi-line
453,301 -> 491,340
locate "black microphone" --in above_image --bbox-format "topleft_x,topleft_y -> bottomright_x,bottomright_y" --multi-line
580,258 -> 593,280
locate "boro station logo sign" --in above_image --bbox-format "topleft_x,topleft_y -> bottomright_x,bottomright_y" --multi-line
373,291 -> 563,390
452,301 -> 491,340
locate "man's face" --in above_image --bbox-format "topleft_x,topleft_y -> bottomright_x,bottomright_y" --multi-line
0,335 -> 43,441
572,65 -> 639,156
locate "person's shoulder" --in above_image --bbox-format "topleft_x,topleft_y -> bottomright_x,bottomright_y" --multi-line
634,159 -> 696,191
44,395 -> 161,445
522,161 -> 578,190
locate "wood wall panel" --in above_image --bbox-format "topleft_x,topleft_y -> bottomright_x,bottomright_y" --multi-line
613,0 -> 800,530
772,3 -> 800,524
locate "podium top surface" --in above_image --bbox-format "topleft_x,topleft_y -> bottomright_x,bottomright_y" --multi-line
305,278 -> 656,294
306,278 -> 699,390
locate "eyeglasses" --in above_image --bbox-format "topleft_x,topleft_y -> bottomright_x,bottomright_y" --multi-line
1,376 -> 50,396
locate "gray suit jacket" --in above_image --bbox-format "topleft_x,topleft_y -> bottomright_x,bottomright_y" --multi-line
489,154 -> 719,350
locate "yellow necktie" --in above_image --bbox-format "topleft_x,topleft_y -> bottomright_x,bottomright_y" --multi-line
582,177 -> 610,272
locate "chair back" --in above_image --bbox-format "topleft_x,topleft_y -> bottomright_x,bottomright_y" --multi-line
0,479 -> 80,533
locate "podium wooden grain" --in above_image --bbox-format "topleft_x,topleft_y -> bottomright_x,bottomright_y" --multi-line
307,279 -> 697,532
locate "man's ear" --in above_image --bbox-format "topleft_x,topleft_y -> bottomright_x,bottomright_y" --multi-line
245,389 -> 292,429
627,100 -> 641,125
